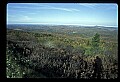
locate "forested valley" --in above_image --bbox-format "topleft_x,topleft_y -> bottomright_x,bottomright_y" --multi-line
6,24 -> 118,79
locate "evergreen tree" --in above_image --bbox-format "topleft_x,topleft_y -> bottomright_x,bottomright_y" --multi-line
91,33 -> 100,54
92,33 -> 100,48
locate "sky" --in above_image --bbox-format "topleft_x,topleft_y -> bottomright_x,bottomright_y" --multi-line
7,3 -> 118,27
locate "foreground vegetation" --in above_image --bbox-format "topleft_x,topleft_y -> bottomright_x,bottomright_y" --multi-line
6,25 -> 118,79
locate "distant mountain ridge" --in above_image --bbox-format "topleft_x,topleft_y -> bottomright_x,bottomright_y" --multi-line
7,24 -> 117,30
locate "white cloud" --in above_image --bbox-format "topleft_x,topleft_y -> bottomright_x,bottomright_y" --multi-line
51,7 -> 80,12
8,4 -> 80,12
8,15 -> 32,22
28,12 -> 37,14
78,3 -> 98,9
78,3 -> 118,10
22,16 -> 32,21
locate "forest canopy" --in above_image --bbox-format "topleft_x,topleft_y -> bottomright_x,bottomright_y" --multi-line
6,25 -> 118,79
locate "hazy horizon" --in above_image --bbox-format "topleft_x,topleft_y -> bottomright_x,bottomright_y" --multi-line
7,23 -> 118,28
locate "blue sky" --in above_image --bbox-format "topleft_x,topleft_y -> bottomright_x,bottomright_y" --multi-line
7,3 -> 118,27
